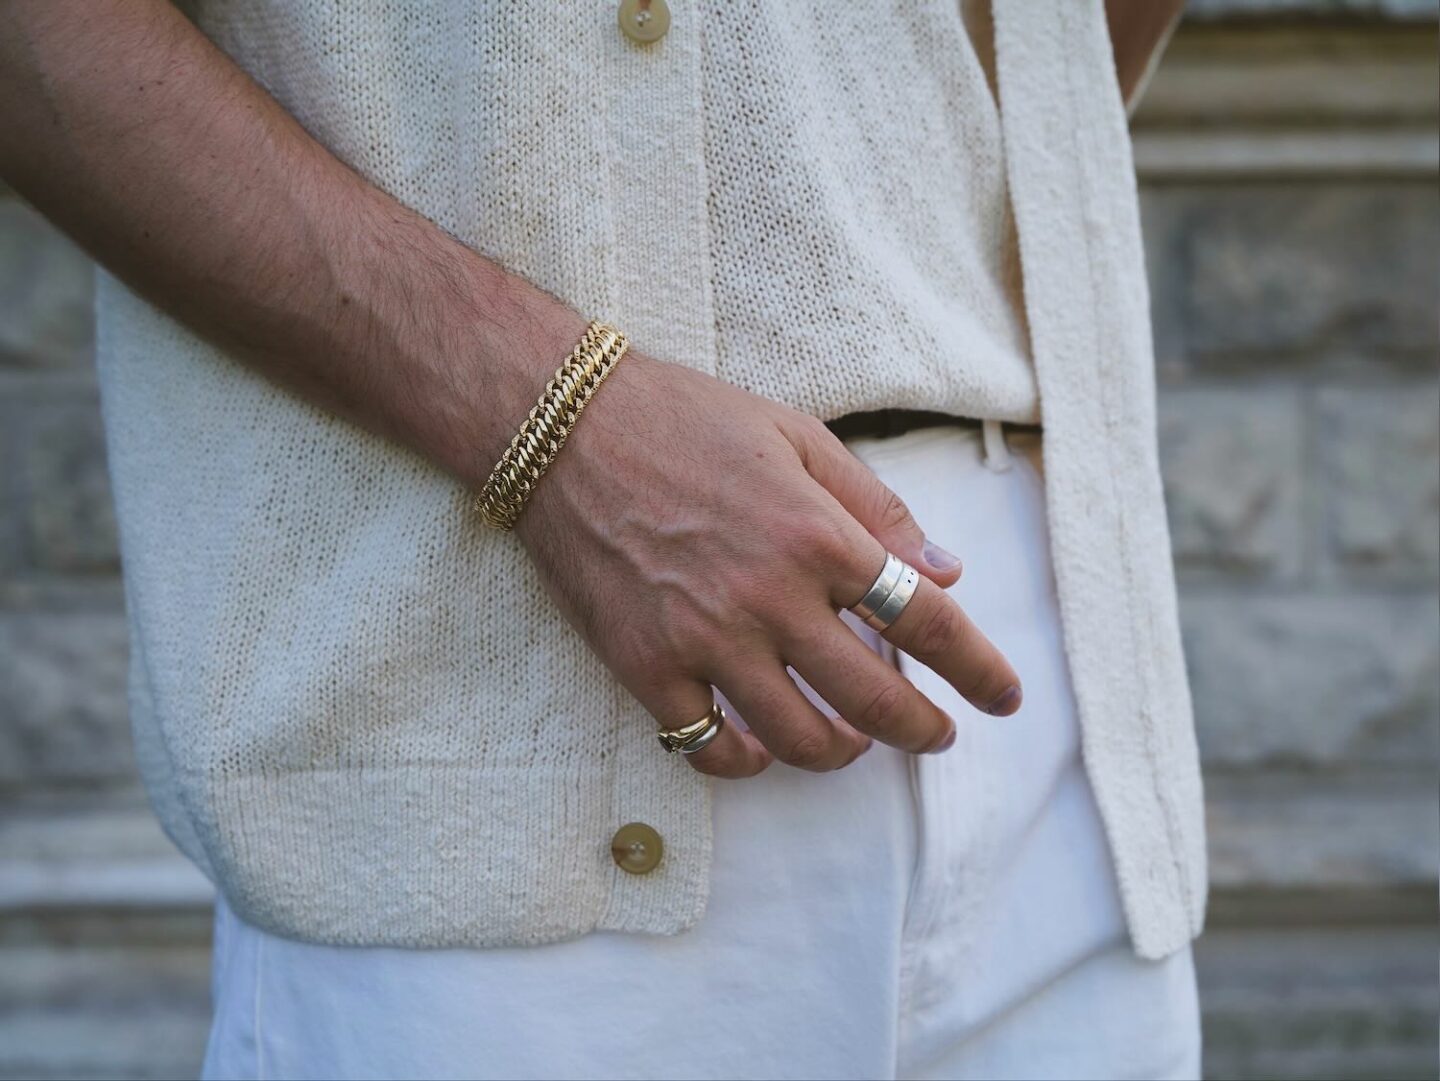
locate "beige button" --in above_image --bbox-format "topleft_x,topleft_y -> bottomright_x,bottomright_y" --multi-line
611,822 -> 664,874
618,0 -> 670,44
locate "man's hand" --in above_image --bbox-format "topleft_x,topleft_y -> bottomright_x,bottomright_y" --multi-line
519,353 -> 1022,778
0,0 -> 1022,780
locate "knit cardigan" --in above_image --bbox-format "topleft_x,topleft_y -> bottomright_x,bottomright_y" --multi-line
96,0 -> 1206,960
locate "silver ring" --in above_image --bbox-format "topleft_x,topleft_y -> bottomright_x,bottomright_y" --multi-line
851,553 -> 905,622
864,563 -> 919,631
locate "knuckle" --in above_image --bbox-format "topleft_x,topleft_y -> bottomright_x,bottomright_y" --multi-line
774,615 -> 820,654
788,411 -> 833,452
770,517 -> 815,565
797,412 -> 832,444
779,727 -> 834,771
913,603 -> 964,661
875,488 -> 916,533
643,600 -> 701,659
693,610 -> 753,660
808,516 -> 857,570
621,624 -> 716,687
859,680 -> 907,738
650,591 -> 748,665
621,640 -> 680,690
774,512 -> 852,577
722,575 -> 771,621
642,642 -> 680,675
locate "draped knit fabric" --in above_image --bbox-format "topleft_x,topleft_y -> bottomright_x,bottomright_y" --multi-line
96,0 -> 1205,960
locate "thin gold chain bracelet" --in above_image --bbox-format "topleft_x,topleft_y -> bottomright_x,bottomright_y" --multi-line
473,320 -> 629,530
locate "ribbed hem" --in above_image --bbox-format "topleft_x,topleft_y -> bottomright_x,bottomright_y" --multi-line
199,762 -> 712,949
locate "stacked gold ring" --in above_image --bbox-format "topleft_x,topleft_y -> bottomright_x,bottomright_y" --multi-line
474,321 -> 629,530
657,703 -> 727,755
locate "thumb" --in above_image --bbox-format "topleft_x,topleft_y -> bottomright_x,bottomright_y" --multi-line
791,418 -> 964,587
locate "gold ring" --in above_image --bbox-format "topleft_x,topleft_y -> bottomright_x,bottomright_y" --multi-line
657,703 -> 726,755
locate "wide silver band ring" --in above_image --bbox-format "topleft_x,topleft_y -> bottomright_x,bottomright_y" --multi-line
849,553 -> 920,632
865,564 -> 919,631
850,553 -> 905,621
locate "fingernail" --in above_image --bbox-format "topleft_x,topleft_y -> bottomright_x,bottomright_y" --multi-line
922,539 -> 963,573
986,685 -> 1023,717
931,727 -> 957,753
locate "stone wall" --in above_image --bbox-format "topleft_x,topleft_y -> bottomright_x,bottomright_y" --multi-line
1135,15 -> 1439,1080
1,10 -> 1436,1081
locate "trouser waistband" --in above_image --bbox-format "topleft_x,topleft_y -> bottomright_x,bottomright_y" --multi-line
827,409 -> 1041,474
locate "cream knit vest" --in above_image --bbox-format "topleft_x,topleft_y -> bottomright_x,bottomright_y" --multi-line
97,0 -> 1205,960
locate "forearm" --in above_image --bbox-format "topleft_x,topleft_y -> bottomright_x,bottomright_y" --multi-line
1105,0 -> 1184,109
0,0 -> 584,485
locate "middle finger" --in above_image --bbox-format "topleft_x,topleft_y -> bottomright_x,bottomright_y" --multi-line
784,613 -> 957,753
880,574 -> 1022,717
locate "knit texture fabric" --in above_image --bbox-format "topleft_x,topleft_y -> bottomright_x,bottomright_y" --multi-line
702,2 -> 1037,423
95,0 -> 1205,959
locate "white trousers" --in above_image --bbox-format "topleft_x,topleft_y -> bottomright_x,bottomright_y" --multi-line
202,424 -> 1200,1081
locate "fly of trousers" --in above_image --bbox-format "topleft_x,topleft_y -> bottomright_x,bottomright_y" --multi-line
202,423 -> 1201,1081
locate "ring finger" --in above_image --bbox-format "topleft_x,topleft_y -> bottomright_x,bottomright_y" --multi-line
640,678 -> 772,779
715,657 -> 870,772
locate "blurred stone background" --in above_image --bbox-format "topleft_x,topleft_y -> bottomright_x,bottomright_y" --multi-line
1,3 -> 1437,1079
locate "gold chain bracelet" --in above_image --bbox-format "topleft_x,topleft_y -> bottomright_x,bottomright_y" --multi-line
473,320 -> 629,530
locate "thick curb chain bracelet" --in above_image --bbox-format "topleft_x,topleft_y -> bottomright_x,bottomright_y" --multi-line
473,320 -> 629,531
